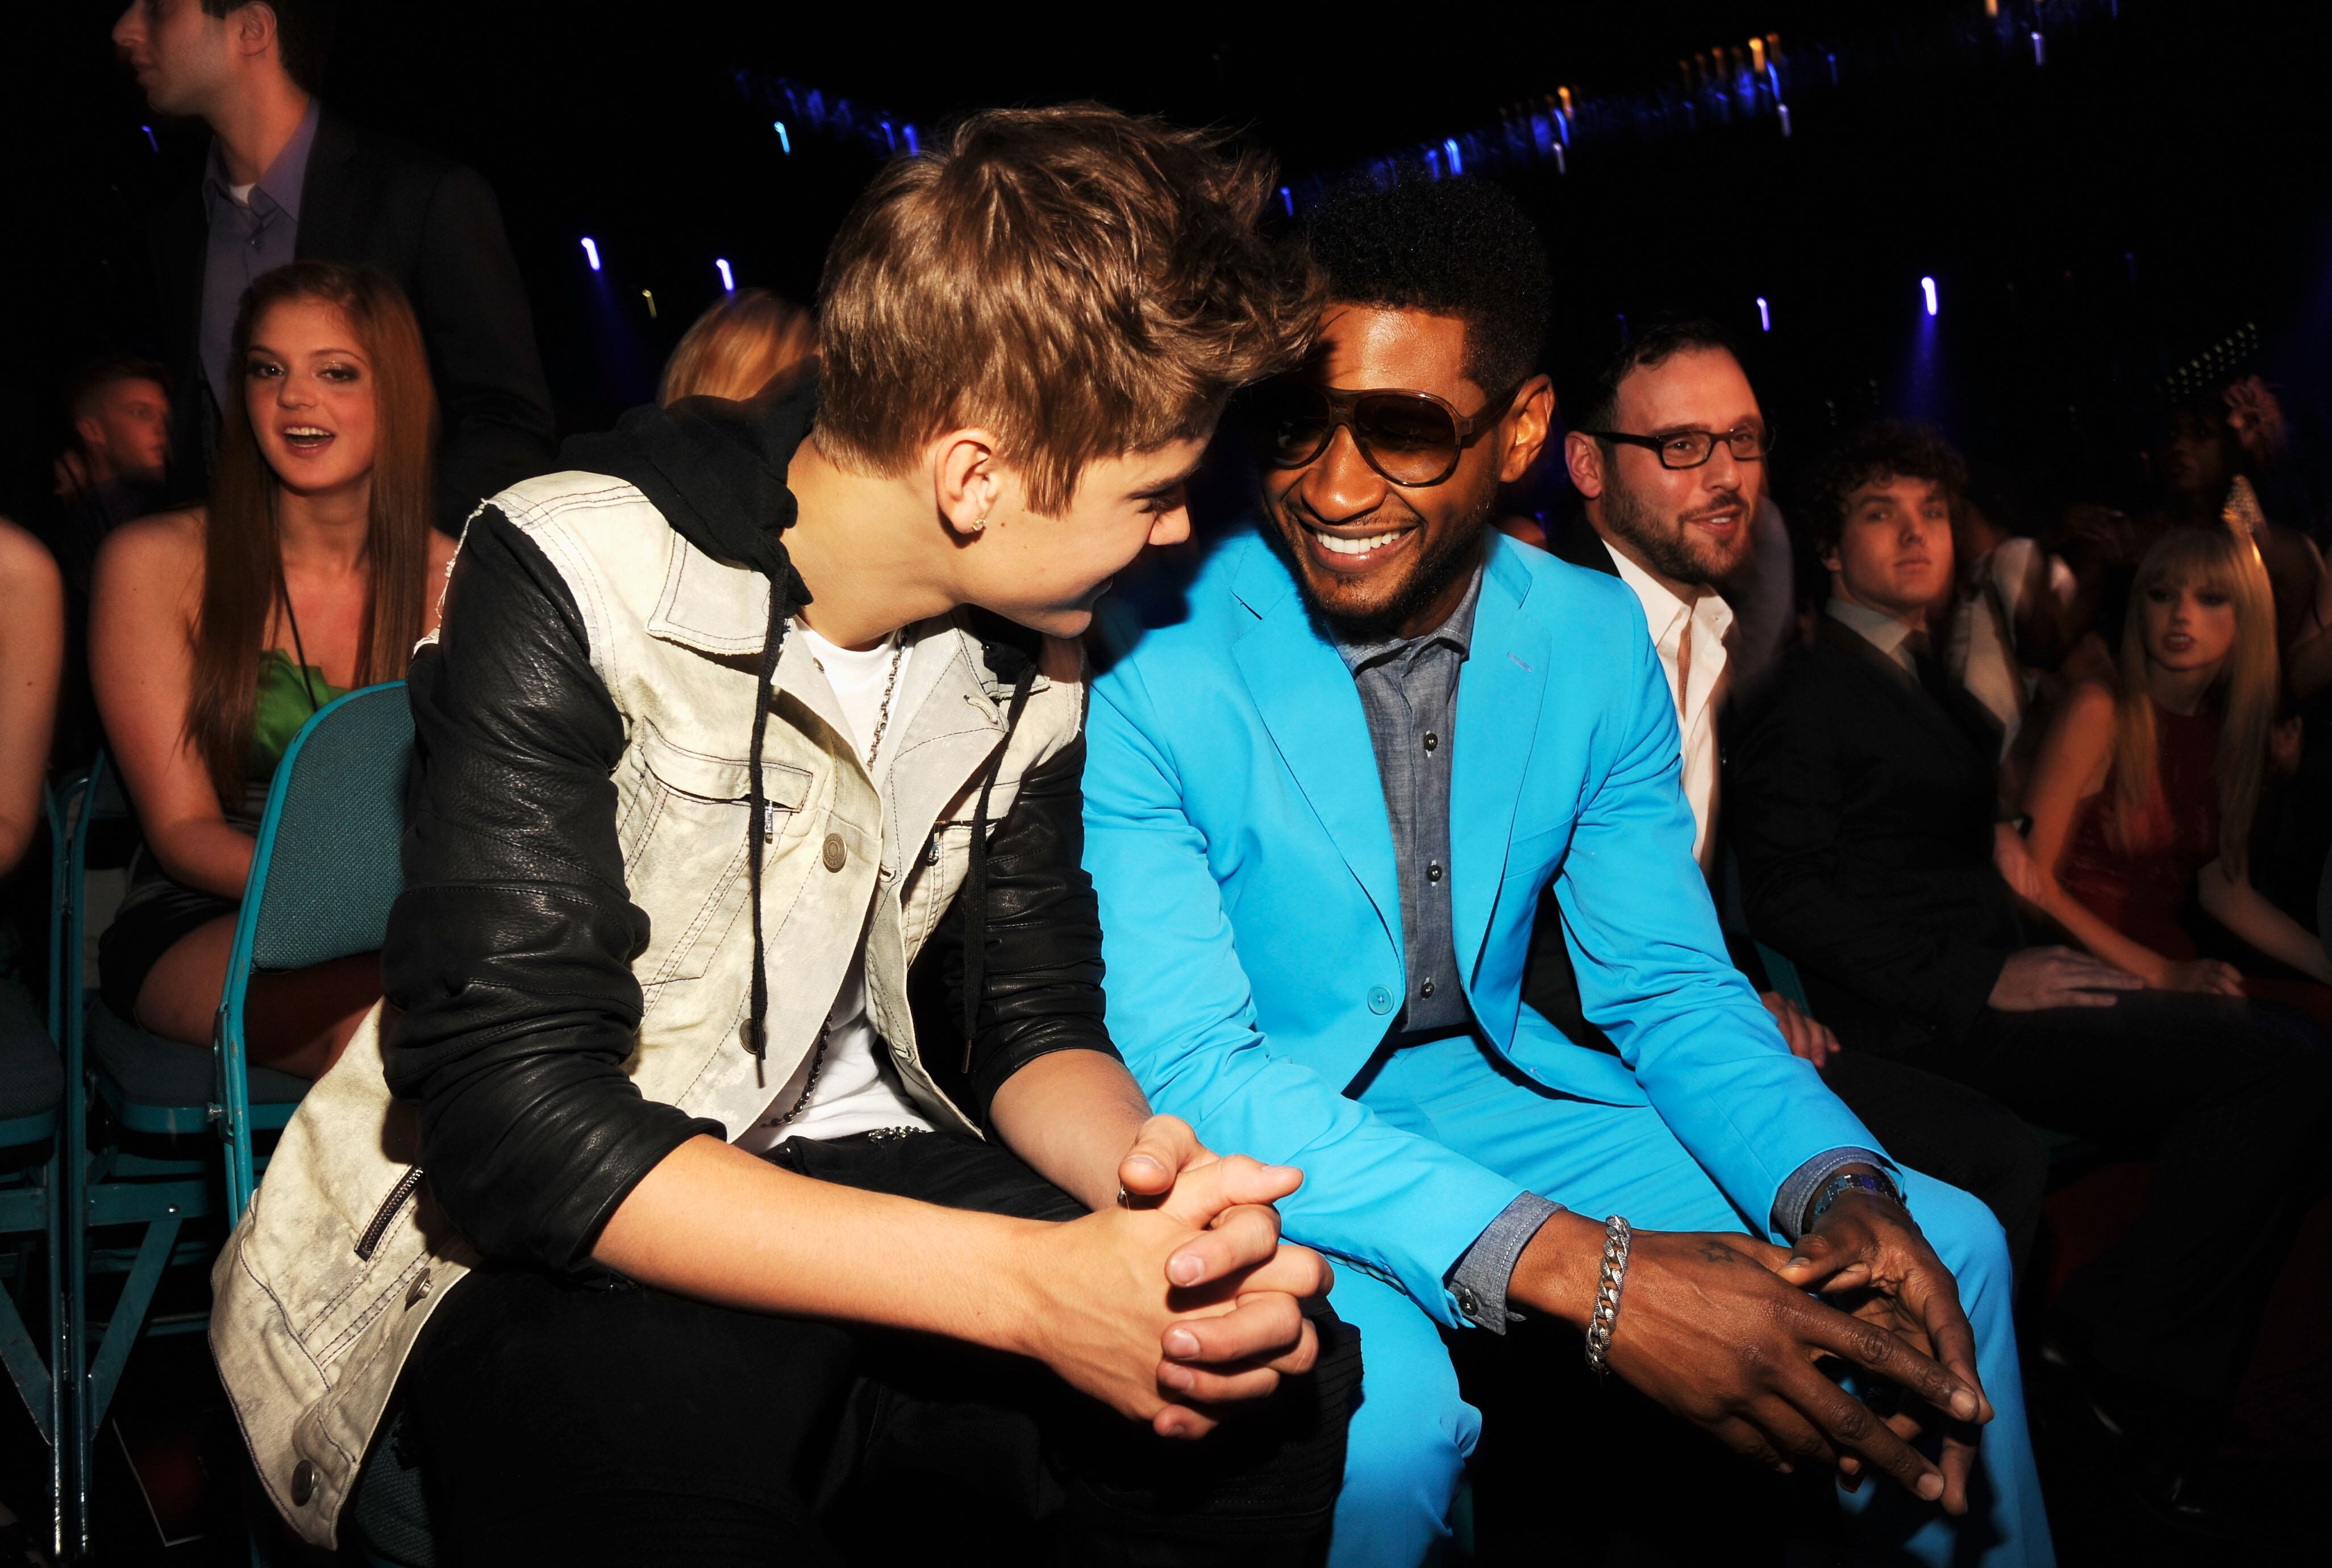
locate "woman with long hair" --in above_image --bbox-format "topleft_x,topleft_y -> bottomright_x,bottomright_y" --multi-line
89,262 -> 455,1077
2019,525 -> 2332,998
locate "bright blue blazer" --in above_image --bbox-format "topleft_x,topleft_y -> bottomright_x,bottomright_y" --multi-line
1083,527 -> 1880,1327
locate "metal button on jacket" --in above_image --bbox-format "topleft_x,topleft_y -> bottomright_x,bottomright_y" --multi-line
822,833 -> 847,871
291,1459 -> 318,1506
1367,985 -> 1394,1015
1420,980 -> 1437,999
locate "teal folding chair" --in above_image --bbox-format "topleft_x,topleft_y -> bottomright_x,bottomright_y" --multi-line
210,682 -> 435,1567
215,682 -> 413,1224
0,784 -> 69,1561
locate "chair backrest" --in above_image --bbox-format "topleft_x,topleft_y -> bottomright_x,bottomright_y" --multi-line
242,682 -> 415,973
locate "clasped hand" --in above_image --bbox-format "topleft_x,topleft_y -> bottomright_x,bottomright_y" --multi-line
1555,1194 -> 1990,1512
1026,1115 -> 1332,1440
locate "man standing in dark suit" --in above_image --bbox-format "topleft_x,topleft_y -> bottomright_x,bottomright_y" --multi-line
113,0 -> 553,532
1525,324 -> 2047,1270
1727,418 -> 2332,1532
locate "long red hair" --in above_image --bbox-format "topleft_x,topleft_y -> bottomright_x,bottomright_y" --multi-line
189,262 -> 436,800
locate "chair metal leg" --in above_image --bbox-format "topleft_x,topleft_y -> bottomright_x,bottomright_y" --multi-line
86,1214 -> 180,1434
47,1145 -> 64,1565
0,1242 -> 51,1441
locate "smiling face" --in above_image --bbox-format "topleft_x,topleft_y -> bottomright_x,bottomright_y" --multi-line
2141,572 -> 2239,674
1260,305 -> 1547,639
1568,345 -> 1763,591
1824,473 -> 1955,622
243,296 -> 379,498
956,437 -> 1205,637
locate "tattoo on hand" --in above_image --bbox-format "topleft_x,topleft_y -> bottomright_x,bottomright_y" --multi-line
1697,1240 -> 1740,1265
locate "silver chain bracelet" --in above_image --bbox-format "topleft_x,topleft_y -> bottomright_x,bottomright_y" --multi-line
1583,1215 -> 1633,1376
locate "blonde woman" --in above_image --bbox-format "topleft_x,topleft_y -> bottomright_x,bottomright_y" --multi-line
657,287 -> 816,405
2021,525 -> 2332,997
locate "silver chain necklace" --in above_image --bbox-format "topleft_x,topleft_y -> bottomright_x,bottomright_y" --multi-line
763,628 -> 907,1131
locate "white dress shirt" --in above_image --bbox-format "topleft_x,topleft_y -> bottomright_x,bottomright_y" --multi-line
1604,540 -> 1734,869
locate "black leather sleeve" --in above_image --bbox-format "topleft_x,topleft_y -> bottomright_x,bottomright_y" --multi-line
382,508 -> 719,1273
926,734 -> 1123,1126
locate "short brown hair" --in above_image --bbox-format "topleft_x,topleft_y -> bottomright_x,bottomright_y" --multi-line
814,105 -> 1317,514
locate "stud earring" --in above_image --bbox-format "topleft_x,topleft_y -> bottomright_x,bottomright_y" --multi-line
968,515 -> 987,534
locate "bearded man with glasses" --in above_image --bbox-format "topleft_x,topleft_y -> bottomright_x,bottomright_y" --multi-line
1082,177 -> 2048,1566
1531,320 -> 2050,1277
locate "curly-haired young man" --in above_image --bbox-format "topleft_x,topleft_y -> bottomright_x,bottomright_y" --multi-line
211,107 -> 1355,1564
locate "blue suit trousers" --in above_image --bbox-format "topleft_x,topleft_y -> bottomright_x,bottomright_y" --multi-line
1325,1032 -> 2052,1568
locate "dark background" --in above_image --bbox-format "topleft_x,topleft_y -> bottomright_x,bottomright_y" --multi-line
9,0 -> 2332,528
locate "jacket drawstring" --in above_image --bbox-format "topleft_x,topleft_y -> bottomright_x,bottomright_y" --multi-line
743,579 -> 798,1058
961,661 -> 1039,1069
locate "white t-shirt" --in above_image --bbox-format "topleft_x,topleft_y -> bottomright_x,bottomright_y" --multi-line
733,622 -> 934,1152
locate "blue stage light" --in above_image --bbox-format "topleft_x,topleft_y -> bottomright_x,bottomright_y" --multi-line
905,124 -> 919,155
716,258 -> 735,292
1444,138 -> 1463,176
1280,186 -> 1293,216
1922,277 -> 1938,316
581,237 -> 601,273
773,120 -> 792,154
1757,297 -> 1771,332
140,124 -> 159,153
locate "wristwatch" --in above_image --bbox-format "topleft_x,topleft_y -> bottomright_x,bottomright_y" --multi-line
1808,1169 -> 1906,1227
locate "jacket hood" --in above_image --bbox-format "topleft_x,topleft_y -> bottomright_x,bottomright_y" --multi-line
559,374 -> 817,590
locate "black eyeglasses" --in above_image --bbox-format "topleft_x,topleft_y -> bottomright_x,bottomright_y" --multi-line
1244,379 -> 1526,487
1580,426 -> 1775,470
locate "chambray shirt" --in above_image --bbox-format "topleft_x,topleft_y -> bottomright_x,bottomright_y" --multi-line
201,100 -> 322,413
1331,566 -> 1483,1038
1334,561 -> 1886,1332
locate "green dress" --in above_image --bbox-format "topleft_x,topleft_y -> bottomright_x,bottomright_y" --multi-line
97,650 -> 349,1019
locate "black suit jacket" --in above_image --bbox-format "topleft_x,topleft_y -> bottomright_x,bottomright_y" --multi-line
150,109 -> 555,532
1725,615 -> 2019,1061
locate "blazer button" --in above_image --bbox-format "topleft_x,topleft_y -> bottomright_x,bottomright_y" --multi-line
405,1271 -> 432,1308
1367,986 -> 1393,1015
822,833 -> 847,871
291,1459 -> 318,1506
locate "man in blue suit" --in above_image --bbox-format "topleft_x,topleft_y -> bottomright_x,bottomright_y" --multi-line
1084,176 -> 2049,1566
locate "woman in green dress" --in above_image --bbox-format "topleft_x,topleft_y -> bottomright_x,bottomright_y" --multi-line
90,262 -> 454,1077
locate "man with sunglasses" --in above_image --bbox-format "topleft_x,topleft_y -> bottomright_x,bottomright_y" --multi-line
1083,176 -> 2047,1567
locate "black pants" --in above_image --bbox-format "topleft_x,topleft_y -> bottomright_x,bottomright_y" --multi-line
1949,992 -> 2332,1404
401,1131 -> 1359,1567
1819,1048 -> 2050,1273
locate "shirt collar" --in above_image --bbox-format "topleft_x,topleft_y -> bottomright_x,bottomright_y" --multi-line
1825,594 -> 1918,662
1330,560 -> 1485,674
204,97 -> 322,220
1601,537 -> 1734,648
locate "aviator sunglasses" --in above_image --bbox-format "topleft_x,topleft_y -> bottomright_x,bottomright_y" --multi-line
1245,377 -> 1526,487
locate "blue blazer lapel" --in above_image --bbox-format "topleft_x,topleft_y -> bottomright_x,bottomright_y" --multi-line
1452,541 -> 1552,981
1229,544 -> 1405,952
